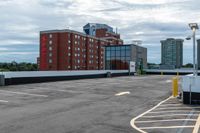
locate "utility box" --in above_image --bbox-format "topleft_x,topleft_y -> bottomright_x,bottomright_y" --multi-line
181,75 -> 200,104
0,75 -> 5,86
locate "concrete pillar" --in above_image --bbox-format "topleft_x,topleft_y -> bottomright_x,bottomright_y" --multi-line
0,75 -> 5,86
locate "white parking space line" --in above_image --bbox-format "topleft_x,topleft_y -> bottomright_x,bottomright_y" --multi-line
155,107 -> 200,111
140,125 -> 194,130
160,104 -> 183,106
142,114 -> 199,118
0,100 -> 9,103
166,80 -> 172,83
135,119 -> 196,123
177,110 -> 195,133
0,90 -> 48,97
115,91 -> 130,96
193,114 -> 200,133
149,110 -> 200,114
130,96 -> 173,133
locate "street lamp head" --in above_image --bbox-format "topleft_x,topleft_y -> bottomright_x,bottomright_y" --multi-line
189,23 -> 199,30
186,36 -> 191,40
186,35 -> 192,40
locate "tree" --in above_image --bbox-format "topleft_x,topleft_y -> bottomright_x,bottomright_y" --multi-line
0,62 -> 38,71
182,63 -> 193,68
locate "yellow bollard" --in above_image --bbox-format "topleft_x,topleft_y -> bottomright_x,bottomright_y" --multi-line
172,77 -> 178,97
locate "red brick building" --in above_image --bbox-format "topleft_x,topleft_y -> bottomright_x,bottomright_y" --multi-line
39,23 -> 124,71
95,28 -> 123,45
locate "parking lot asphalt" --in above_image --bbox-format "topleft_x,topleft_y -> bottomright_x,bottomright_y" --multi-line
0,75 -> 175,133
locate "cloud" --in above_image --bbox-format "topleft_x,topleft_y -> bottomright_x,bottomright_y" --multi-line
0,0 -> 200,64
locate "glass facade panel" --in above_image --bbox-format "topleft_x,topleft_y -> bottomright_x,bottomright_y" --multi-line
121,50 -> 125,56
126,50 -> 130,56
106,51 -> 110,57
111,47 -> 115,51
111,50 -> 115,57
116,50 -> 120,57
105,45 -> 131,70
116,46 -> 120,51
121,46 -> 126,50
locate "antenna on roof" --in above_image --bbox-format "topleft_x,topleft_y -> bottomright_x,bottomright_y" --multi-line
116,27 -> 118,34
132,40 -> 142,46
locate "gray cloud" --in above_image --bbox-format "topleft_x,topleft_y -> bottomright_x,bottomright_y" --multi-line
0,0 -> 199,64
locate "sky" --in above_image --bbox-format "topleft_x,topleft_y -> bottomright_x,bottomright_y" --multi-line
1,0 -> 200,64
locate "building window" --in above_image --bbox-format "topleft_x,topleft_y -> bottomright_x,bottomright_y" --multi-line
68,40 -> 71,43
49,59 -> 52,63
75,35 -> 77,38
68,47 -> 71,50
49,46 -> 52,51
49,53 -> 52,57
49,34 -> 52,38
49,40 -> 52,44
68,53 -> 71,56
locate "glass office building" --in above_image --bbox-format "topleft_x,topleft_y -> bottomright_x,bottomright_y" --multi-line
83,23 -> 114,36
105,44 -> 147,70
161,38 -> 183,69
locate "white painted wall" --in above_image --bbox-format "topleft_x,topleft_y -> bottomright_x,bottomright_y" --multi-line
181,75 -> 200,93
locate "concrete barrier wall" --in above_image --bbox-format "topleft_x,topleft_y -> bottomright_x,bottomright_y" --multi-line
145,69 -> 196,75
2,70 -> 132,86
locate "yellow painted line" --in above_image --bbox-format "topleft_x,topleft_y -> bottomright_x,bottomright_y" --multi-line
140,125 -> 194,130
0,90 -> 48,97
0,100 -> 8,103
149,110 -> 200,114
135,119 -> 196,123
142,114 -> 199,118
193,114 -> 200,133
115,91 -> 130,96
130,96 -> 173,133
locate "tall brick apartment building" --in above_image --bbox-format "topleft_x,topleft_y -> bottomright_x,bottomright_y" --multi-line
39,24 -> 123,71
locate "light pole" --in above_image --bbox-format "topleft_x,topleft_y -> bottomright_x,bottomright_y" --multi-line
188,23 -> 199,76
